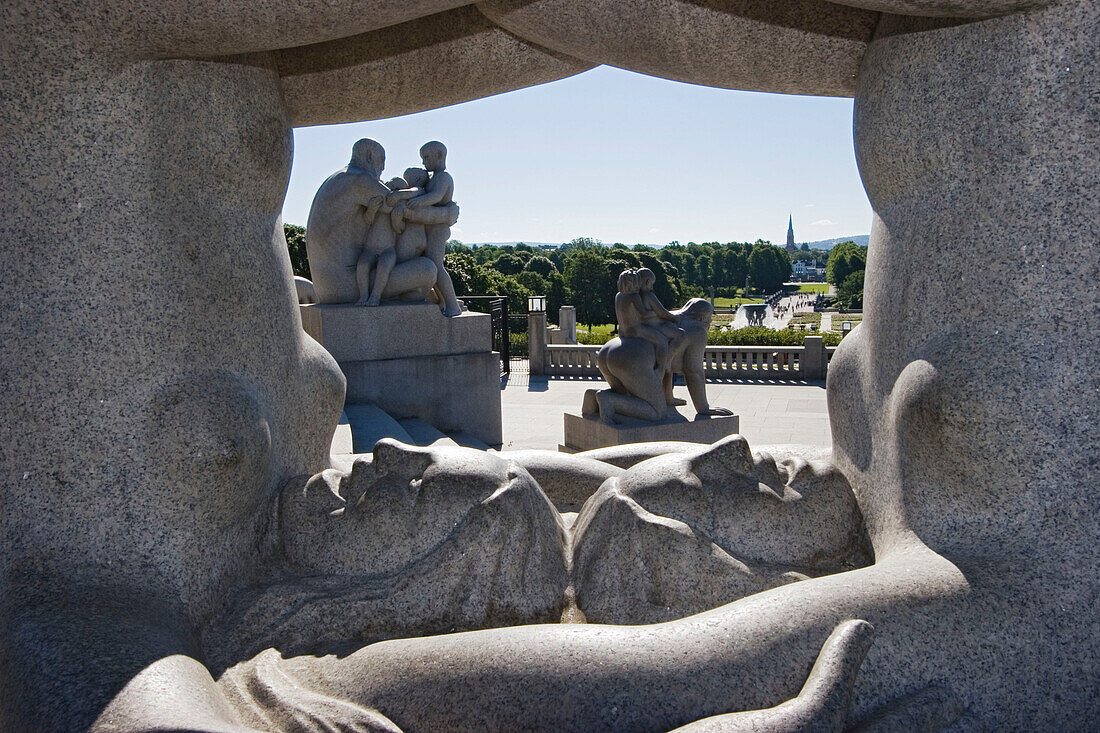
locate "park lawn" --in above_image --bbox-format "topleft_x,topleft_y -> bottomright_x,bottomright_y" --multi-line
795,283 -> 830,293
576,323 -> 616,336
713,296 -> 763,308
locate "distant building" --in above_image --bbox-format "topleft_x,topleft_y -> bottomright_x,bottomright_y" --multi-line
785,215 -> 797,254
792,258 -> 826,281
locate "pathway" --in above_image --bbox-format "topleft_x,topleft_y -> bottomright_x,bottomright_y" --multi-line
500,374 -> 831,452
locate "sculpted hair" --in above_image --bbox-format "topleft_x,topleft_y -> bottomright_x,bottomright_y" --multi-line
618,269 -> 638,292
403,167 -> 430,187
419,140 -> 447,159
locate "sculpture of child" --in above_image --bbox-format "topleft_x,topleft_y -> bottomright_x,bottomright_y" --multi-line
349,176 -> 414,308
615,269 -> 670,372
636,267 -> 687,374
386,167 -> 431,235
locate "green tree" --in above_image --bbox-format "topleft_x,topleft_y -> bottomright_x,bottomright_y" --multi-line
443,253 -> 482,295
283,223 -> 310,279
493,252 -> 524,275
523,255 -> 558,278
747,244 -> 791,293
565,248 -> 613,329
515,270 -> 548,296
545,271 -> 567,321
826,241 -> 867,285
838,270 -> 865,309
694,253 -> 713,288
547,248 -> 566,272
562,236 -> 602,251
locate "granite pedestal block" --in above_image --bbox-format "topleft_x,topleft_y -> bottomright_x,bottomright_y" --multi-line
561,409 -> 739,452
302,302 -> 502,447
300,302 -> 491,361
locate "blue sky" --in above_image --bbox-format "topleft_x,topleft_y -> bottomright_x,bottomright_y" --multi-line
284,66 -> 872,246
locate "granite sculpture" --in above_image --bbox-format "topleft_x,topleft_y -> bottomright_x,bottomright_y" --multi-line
584,286 -> 732,424
305,139 -> 464,316
2,0 -> 1096,731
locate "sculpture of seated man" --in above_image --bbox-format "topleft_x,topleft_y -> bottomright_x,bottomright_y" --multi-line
305,138 -> 398,305
303,140 -> 464,315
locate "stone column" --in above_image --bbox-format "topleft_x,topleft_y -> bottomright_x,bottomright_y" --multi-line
528,311 -> 547,374
800,336 -> 826,380
558,306 -> 577,344
827,2 -> 1099,728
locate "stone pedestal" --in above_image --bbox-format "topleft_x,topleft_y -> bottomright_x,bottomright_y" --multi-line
559,306 -> 577,344
561,408 -> 739,452
801,336 -> 827,379
301,302 -> 502,446
528,311 -> 547,375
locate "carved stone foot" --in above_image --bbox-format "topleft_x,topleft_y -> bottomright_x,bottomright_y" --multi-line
581,389 -> 600,416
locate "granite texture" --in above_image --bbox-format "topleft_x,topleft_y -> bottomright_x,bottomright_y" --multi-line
502,449 -> 623,511
277,6 -> 594,126
342,351 -> 503,446
302,301 -> 502,447
670,620 -> 875,733
826,2 -> 1100,726
829,0 -> 1053,16
3,0 -> 1096,730
479,0 -> 880,97
563,409 -> 740,452
300,303 -> 491,361
572,438 -> 872,624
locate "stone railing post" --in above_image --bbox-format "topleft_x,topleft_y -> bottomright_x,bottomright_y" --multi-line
559,305 -> 577,344
528,311 -> 547,374
801,336 -> 827,379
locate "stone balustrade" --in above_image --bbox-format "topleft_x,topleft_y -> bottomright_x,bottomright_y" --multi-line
544,340 -> 836,379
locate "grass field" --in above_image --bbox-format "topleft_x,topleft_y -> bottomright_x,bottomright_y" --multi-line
576,323 -> 616,336
795,283 -> 830,294
713,296 -> 763,308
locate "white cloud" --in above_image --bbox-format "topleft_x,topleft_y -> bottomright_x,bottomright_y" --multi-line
811,219 -> 836,226
648,227 -> 659,233
803,204 -> 816,208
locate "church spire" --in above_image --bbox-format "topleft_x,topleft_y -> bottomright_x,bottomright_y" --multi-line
785,214 -> 796,253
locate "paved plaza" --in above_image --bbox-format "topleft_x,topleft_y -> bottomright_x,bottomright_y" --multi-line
500,372 -> 832,451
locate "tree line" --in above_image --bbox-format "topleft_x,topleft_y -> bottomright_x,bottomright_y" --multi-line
443,237 -> 794,328
282,225 -> 869,326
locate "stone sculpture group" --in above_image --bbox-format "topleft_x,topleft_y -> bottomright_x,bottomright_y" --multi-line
306,138 -> 465,316
584,269 -> 732,424
2,0 -> 1096,731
